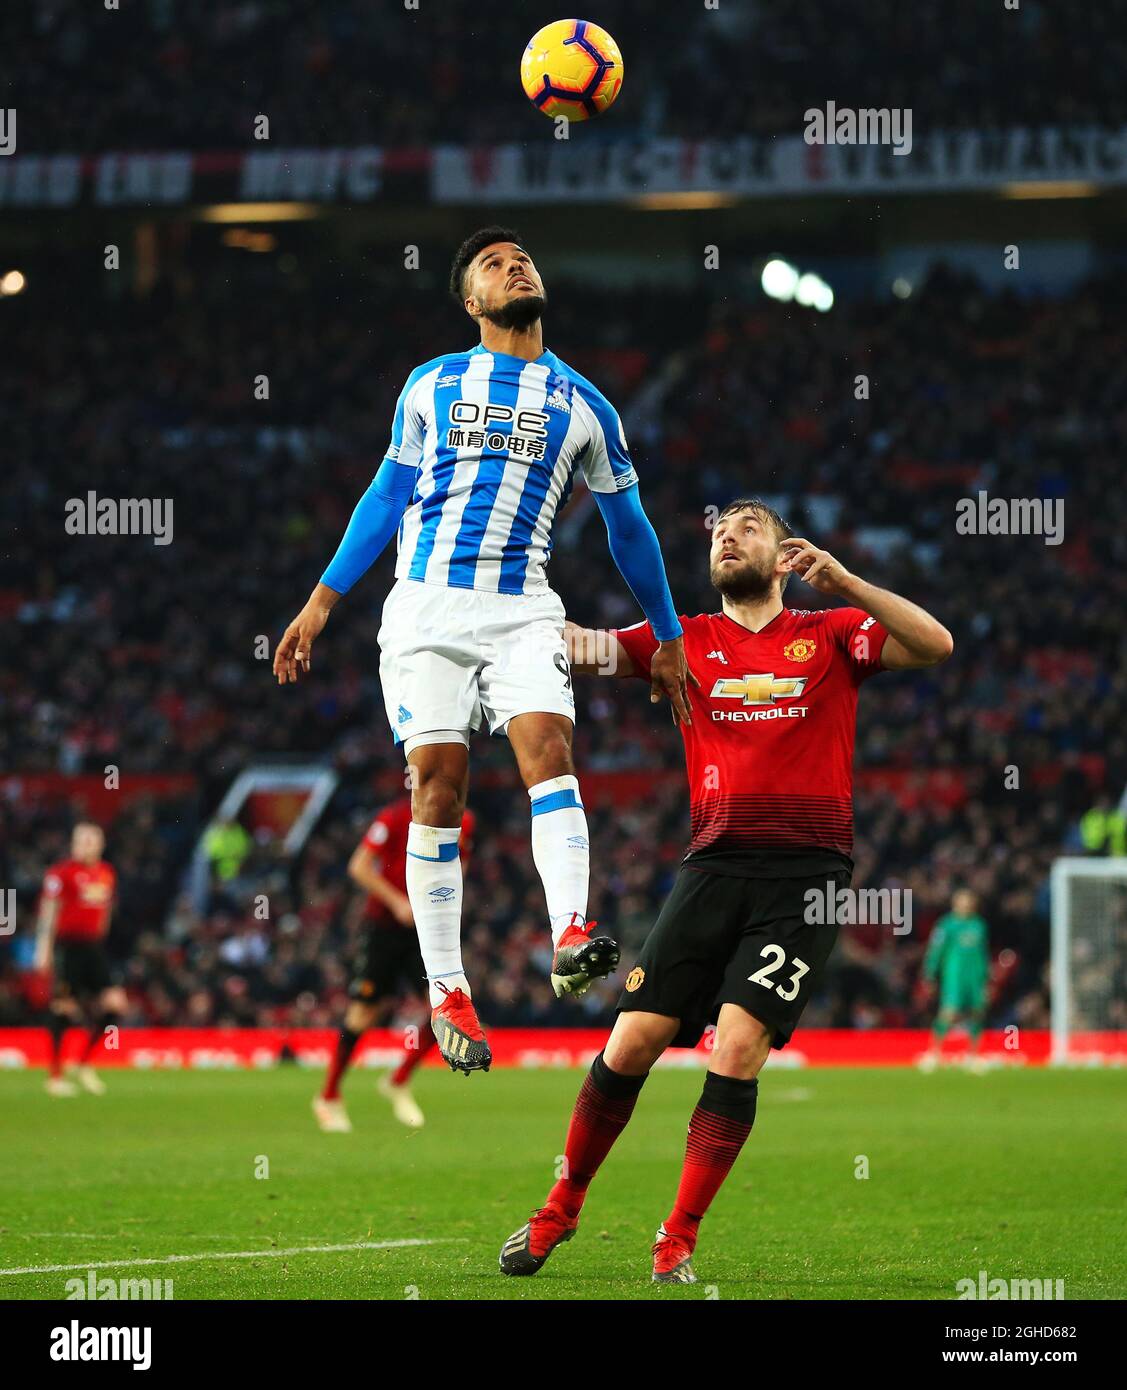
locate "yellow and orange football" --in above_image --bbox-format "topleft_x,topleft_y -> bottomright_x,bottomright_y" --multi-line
520,19 -> 624,122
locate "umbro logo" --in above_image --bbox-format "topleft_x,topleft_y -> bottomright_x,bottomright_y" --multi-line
397,704 -> 412,724
435,374 -> 461,389
706,650 -> 729,664
429,886 -> 456,901
567,834 -> 589,850
545,388 -> 570,414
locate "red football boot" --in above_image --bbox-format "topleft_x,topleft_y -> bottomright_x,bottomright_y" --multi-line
651,1224 -> 698,1284
499,1201 -> 579,1276
430,983 -> 491,1075
550,916 -> 620,998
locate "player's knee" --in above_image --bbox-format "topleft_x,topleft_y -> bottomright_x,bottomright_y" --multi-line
411,771 -> 465,826
604,1015 -> 675,1074
519,730 -> 574,784
711,1019 -> 773,1079
346,1002 -> 377,1033
604,1035 -> 661,1074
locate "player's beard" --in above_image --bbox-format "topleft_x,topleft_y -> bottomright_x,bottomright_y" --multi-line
710,554 -> 777,601
481,290 -> 546,331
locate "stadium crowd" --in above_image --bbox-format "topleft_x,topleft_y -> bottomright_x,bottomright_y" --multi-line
2,250 -> 1125,1037
8,0 -> 1126,153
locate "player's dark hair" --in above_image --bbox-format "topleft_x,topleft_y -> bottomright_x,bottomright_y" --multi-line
716,497 -> 794,591
449,226 -> 528,305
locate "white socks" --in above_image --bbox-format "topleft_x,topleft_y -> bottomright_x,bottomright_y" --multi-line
405,823 -> 469,1008
528,775 -> 590,945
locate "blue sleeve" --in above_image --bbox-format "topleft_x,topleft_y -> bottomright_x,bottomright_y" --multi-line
592,486 -> 682,641
320,457 -> 417,595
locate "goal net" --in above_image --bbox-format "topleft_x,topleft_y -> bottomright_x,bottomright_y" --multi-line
1050,857 -> 1127,1065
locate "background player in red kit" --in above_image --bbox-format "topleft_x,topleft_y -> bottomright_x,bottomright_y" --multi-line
34,821 -> 123,1098
314,796 -> 475,1133
500,497 -> 953,1283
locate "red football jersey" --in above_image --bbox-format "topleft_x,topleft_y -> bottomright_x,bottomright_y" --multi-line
40,859 -> 116,941
615,606 -> 889,873
360,798 -> 475,924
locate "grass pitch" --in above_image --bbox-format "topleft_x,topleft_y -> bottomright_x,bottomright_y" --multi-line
1,1065 -> 1123,1301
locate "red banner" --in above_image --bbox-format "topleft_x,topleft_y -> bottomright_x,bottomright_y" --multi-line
1,1027 -> 1122,1069
0,772 -> 196,820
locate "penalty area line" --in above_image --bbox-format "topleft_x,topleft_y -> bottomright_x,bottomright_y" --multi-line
0,1238 -> 448,1278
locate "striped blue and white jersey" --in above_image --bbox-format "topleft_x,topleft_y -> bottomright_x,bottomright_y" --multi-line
386,345 -> 639,594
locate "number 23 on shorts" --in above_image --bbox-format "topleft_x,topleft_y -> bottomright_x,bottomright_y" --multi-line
748,945 -> 810,1002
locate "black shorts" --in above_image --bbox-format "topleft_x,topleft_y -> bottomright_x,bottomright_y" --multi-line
54,940 -> 112,999
617,866 -> 849,1049
349,924 -> 426,1004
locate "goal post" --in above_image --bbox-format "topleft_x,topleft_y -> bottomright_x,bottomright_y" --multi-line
1050,856 -> 1127,1065
175,762 -> 340,925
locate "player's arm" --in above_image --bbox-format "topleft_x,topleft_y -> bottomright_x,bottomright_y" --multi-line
273,460 -> 416,684
975,922 -> 991,978
274,372 -> 425,685
564,620 -> 636,678
922,922 -> 946,983
779,539 -> 954,669
34,893 -> 59,972
588,487 -> 696,721
347,844 -> 413,926
102,871 -> 116,938
575,385 -> 694,721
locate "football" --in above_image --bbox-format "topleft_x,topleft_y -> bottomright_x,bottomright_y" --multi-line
520,19 -> 624,122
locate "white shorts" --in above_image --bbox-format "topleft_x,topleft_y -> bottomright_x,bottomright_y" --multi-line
377,578 -> 575,748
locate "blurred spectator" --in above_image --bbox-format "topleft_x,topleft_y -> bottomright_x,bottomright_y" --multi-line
204,818 -> 252,882
1078,795 -> 1127,857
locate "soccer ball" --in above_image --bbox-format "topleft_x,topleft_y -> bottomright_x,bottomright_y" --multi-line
520,19 -> 624,122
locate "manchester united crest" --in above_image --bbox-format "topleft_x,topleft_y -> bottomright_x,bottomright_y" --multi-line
783,638 -> 816,663
624,966 -> 645,993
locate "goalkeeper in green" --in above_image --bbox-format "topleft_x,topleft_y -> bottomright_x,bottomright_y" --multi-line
920,890 -> 991,1069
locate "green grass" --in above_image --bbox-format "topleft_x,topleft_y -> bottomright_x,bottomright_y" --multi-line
1,1065 -> 1123,1300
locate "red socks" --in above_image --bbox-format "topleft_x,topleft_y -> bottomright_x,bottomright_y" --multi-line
547,1052 -> 648,1219
322,1026 -> 361,1101
47,1011 -> 67,1078
542,1057 -> 759,1241
391,1019 -> 437,1086
324,1019 -> 440,1100
664,1073 -> 758,1247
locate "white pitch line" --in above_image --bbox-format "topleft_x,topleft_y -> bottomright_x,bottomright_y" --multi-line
0,1238 -> 443,1278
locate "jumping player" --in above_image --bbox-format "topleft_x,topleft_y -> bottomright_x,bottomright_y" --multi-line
314,796 -> 474,1132
919,889 -> 991,1071
499,498 -> 953,1283
275,227 -> 689,1074
34,822 -> 123,1097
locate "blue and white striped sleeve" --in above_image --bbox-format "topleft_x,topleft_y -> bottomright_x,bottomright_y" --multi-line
319,370 -> 426,595
572,384 -> 680,641
574,385 -> 639,494
383,369 -> 428,470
